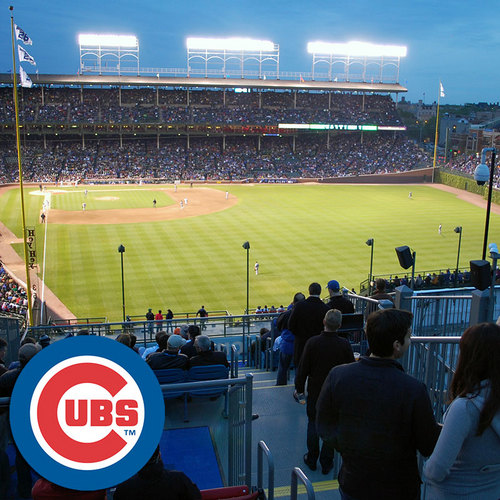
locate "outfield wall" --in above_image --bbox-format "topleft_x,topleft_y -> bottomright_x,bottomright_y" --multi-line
434,169 -> 500,204
317,166 -> 434,184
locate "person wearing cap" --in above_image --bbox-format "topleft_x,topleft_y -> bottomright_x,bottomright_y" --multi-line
146,334 -> 188,371
288,282 -> 330,369
325,280 -> 354,314
0,343 -> 41,498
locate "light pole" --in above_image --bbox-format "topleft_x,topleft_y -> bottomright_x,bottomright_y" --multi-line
366,238 -> 374,295
454,227 -> 462,286
242,241 -> 250,314
118,244 -> 125,322
473,147 -> 497,259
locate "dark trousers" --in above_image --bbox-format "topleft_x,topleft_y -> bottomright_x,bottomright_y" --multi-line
15,446 -> 32,498
276,352 -> 293,385
306,396 -> 334,468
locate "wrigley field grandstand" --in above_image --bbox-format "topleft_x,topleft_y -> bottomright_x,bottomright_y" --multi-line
1,32 -> 500,500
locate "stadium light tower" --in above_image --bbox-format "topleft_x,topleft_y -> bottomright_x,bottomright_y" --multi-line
78,33 -> 139,75
474,147 -> 497,259
186,37 -> 279,79
307,40 -> 407,82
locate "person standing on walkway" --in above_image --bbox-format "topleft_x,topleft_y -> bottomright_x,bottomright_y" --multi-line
295,309 -> 355,475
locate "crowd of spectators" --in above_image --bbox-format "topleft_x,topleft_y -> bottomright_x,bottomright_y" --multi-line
0,133 -> 429,183
0,263 -> 28,319
0,87 -> 403,126
437,152 -> 500,188
0,85 -> 433,182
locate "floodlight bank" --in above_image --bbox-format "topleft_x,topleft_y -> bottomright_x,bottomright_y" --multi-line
307,41 -> 407,58
186,37 -> 275,52
78,34 -> 138,47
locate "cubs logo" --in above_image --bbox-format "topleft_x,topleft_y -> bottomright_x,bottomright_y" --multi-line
10,335 -> 165,490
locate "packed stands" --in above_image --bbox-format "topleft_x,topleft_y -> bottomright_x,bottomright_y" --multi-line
0,85 -> 431,182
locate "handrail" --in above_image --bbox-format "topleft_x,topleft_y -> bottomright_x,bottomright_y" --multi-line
290,467 -> 315,500
257,440 -> 275,500
410,295 -> 472,300
410,336 -> 461,343
231,344 -> 239,379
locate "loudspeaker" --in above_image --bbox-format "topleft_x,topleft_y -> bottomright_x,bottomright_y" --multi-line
470,260 -> 491,291
395,246 -> 414,270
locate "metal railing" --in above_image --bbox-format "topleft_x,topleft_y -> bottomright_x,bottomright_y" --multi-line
160,374 -> 253,487
257,440 -> 275,500
290,468 -> 315,500
410,295 -> 472,337
28,314 -> 279,361
128,310 -> 229,321
359,267 -> 473,295
403,336 -> 460,423
1,374 -> 254,488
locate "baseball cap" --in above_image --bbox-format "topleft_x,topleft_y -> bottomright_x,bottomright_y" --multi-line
167,334 -> 186,349
327,280 -> 340,291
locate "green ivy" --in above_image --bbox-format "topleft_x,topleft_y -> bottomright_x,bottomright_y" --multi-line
435,169 -> 500,204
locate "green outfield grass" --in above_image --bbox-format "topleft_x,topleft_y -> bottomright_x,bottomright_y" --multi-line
0,183 -> 498,322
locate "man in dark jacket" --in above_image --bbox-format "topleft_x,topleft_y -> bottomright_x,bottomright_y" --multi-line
316,309 -> 441,500
325,280 -> 354,314
146,335 -> 189,370
288,282 -> 329,368
295,309 -> 354,475
190,335 -> 229,368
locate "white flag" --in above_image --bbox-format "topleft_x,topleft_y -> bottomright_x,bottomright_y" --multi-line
18,46 -> 36,66
440,82 -> 445,98
19,66 -> 32,88
15,24 -> 33,45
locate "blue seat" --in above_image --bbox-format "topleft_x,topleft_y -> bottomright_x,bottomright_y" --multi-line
187,365 -> 230,417
153,368 -> 189,420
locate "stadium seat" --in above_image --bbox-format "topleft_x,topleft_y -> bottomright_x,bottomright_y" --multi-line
153,368 -> 188,420
187,365 -> 230,418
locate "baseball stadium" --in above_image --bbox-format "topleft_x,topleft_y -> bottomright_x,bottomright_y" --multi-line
1,27 -> 500,500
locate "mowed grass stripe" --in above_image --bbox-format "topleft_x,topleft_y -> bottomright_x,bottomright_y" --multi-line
0,184 -> 498,321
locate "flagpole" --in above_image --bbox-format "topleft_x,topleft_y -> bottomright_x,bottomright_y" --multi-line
432,81 -> 441,181
10,7 -> 34,326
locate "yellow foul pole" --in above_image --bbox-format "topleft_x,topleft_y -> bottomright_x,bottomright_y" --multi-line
10,8 -> 34,326
432,82 -> 441,178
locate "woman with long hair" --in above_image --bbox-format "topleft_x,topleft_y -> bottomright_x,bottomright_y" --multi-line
423,322 -> 500,499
